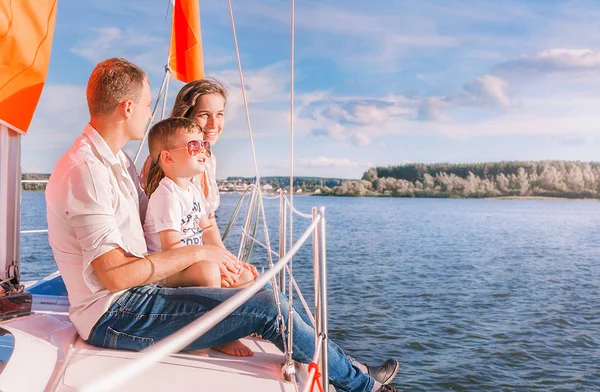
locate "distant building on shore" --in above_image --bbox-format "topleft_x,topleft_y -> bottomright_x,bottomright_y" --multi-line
217,179 -> 251,193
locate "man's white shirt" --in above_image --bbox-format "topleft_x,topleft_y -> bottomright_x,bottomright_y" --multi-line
45,124 -> 148,340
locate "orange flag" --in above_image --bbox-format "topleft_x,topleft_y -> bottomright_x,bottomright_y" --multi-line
0,0 -> 57,134
169,0 -> 204,83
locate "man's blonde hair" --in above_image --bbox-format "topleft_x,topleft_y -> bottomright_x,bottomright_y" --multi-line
86,58 -> 148,117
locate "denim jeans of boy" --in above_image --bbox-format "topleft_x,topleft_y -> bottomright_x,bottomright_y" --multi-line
87,284 -> 375,392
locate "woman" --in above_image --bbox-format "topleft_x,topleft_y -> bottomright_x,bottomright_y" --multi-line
170,79 -> 226,217
141,80 -> 256,356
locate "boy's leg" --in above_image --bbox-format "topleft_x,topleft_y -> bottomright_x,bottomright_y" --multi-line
87,285 -> 375,392
165,263 -> 254,357
229,267 -> 256,288
166,260 -> 221,288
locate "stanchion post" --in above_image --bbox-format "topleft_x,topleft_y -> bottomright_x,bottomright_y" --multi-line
317,206 -> 328,390
279,190 -> 287,290
312,207 -> 321,351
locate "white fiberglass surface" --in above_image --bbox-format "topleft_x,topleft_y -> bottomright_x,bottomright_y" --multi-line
64,337 -> 300,391
0,311 -> 306,392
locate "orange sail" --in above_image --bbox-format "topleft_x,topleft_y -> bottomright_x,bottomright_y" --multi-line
169,0 -> 204,83
0,0 -> 57,134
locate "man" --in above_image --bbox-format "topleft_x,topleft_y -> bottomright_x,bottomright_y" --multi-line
45,58 -> 400,392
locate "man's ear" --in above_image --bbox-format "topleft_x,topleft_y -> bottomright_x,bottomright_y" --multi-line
121,99 -> 134,118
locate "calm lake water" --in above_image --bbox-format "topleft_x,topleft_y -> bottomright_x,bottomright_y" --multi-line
20,192 -> 600,391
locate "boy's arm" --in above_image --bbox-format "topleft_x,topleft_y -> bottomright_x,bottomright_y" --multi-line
159,229 -> 184,251
200,215 -> 225,248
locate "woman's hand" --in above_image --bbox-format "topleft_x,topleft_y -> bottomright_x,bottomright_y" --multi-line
221,262 -> 259,288
241,262 -> 259,279
197,244 -> 241,281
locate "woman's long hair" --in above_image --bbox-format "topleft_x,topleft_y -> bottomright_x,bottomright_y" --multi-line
170,79 -> 227,119
144,117 -> 202,197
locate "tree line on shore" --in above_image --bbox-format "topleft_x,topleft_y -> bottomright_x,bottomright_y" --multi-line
24,162 -> 600,199
319,161 -> 600,198
21,173 -> 50,191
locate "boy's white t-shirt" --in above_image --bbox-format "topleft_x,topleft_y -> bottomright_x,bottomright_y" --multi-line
144,177 -> 207,253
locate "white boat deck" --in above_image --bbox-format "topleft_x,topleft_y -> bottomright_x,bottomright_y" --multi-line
0,311 -> 306,392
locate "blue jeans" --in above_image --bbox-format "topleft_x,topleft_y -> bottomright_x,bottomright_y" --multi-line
87,284 -> 375,392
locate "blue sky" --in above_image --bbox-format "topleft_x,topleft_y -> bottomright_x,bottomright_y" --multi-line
23,0 -> 600,179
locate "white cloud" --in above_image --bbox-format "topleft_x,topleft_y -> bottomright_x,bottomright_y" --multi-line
351,133 -> 371,147
297,157 -> 372,168
213,62 -> 289,103
308,117 -> 373,146
452,74 -> 512,108
319,99 -> 408,125
418,97 -> 448,121
305,97 -> 416,143
350,104 -> 391,124
70,27 -> 168,75
495,48 -> 600,76
22,85 -> 89,173
27,85 -> 88,146
313,124 -> 345,140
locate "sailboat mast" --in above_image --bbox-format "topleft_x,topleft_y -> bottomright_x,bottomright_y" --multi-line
0,1 -> 57,290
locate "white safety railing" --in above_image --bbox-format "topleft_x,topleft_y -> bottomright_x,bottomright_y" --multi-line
81,198 -> 329,392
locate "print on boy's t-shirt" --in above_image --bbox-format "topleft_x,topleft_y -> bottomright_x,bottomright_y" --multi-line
181,200 -> 204,245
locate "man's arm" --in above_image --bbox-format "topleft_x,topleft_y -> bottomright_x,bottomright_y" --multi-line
62,161 -> 239,292
92,244 -> 240,292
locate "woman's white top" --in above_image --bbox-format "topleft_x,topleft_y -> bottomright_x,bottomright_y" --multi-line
198,153 -> 220,216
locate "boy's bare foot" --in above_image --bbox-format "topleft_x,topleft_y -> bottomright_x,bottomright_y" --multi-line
214,340 -> 254,357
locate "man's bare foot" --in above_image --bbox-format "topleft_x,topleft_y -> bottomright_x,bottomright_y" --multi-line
214,340 -> 254,357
